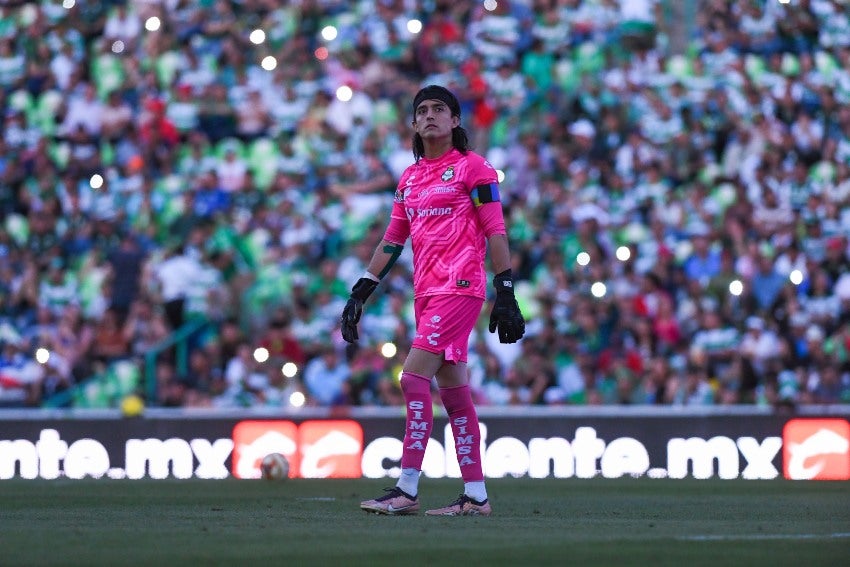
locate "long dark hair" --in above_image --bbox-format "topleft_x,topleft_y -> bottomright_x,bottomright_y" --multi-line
412,126 -> 470,163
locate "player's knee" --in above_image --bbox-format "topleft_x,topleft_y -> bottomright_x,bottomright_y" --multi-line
400,372 -> 431,395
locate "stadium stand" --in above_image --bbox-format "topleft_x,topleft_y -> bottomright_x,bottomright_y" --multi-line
0,0 -> 849,410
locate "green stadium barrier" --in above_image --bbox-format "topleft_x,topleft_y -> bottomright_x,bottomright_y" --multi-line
44,359 -> 140,409
143,317 -> 209,404
43,316 -> 211,409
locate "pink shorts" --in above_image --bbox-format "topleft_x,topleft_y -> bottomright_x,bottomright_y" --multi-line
412,294 -> 484,364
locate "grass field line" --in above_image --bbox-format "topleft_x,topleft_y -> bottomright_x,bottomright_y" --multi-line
677,532 -> 850,542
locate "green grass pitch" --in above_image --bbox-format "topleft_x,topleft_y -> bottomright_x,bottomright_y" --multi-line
1,478 -> 848,566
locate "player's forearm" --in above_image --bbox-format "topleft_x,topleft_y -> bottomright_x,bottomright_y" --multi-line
487,234 -> 513,275
365,239 -> 404,280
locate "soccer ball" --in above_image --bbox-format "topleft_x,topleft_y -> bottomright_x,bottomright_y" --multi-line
260,453 -> 290,480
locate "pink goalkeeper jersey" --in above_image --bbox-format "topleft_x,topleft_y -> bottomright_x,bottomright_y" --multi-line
387,148 -> 503,299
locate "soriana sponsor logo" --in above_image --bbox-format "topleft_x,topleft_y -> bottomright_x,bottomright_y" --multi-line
232,420 -> 363,479
783,419 -> 850,481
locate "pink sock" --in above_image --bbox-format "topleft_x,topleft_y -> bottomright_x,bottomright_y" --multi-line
439,384 -> 484,482
399,372 -> 433,470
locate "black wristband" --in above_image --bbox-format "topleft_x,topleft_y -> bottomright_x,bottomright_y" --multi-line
351,277 -> 379,301
493,269 -> 514,295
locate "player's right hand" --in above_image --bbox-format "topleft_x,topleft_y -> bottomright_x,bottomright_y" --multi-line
341,297 -> 363,343
340,277 -> 378,343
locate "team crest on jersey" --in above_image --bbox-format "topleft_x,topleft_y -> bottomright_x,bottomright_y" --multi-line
441,166 -> 454,181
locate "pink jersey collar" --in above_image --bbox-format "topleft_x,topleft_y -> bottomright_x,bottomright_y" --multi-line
417,147 -> 459,166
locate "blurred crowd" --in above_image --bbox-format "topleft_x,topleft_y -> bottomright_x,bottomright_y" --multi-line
1,0 -> 850,410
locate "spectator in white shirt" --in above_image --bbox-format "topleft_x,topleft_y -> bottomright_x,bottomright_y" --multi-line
49,42 -> 78,91
154,244 -> 203,330
61,83 -> 103,137
103,4 -> 141,49
215,148 -> 248,193
303,346 -> 351,406
740,316 -> 782,379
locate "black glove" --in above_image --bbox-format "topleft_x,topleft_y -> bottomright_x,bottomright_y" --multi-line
341,277 -> 378,343
488,269 -> 525,344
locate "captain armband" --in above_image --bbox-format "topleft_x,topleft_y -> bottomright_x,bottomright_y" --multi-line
378,242 -> 404,278
470,183 -> 501,207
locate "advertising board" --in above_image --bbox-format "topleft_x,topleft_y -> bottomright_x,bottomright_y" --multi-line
0,409 -> 848,481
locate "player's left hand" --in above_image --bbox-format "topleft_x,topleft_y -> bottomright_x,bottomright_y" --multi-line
488,270 -> 525,344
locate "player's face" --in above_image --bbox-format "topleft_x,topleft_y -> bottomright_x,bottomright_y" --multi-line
413,100 -> 459,141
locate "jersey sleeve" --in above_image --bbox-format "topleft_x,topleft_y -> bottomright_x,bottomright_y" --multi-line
465,152 -> 499,188
465,153 -> 505,236
384,171 -> 412,245
477,201 -> 506,237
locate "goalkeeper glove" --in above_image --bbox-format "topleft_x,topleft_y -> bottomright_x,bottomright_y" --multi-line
488,269 -> 525,344
341,277 -> 378,343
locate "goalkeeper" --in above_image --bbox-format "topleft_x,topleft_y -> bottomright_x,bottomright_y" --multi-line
341,85 -> 525,517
